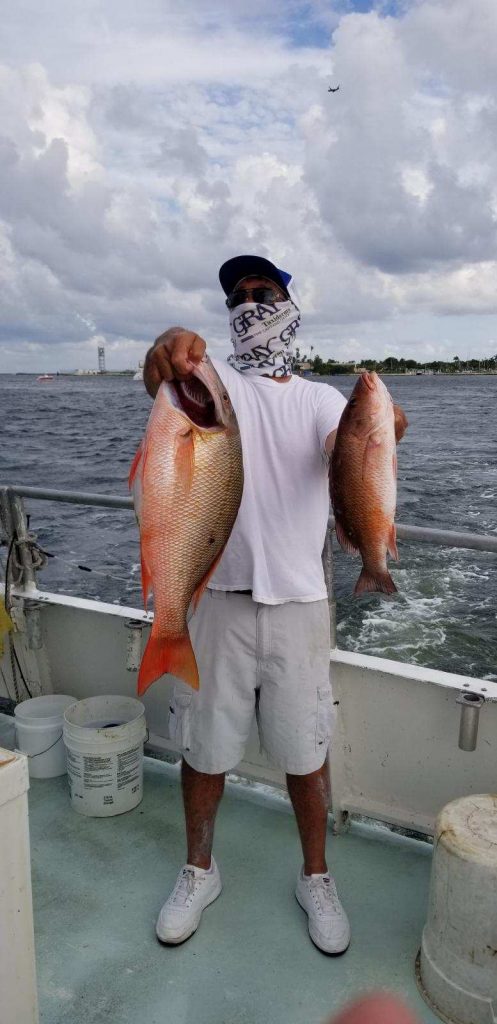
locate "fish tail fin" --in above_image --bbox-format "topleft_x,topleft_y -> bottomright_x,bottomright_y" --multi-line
137,633 -> 200,695
354,568 -> 397,596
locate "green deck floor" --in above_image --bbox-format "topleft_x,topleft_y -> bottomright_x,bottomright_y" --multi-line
29,758 -> 439,1024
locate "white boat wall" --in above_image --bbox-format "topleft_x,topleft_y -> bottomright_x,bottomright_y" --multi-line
1,484 -> 496,838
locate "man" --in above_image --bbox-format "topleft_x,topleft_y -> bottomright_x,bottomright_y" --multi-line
143,254 -> 349,954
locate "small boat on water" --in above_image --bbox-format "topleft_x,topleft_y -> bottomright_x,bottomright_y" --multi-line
133,360 -> 144,381
36,374 -> 54,382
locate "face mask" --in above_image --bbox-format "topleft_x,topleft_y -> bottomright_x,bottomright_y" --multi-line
228,299 -> 301,378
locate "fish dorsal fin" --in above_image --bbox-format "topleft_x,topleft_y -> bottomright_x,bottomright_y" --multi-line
128,440 -> 143,488
335,518 -> 360,556
394,404 -> 408,443
129,437 -> 149,525
191,544 -> 227,611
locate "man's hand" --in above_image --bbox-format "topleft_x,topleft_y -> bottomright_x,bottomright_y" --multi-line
143,327 -> 207,399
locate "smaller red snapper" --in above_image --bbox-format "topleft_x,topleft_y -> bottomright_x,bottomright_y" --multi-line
330,372 -> 408,595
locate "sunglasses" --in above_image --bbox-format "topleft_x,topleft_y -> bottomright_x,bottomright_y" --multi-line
226,286 -> 285,310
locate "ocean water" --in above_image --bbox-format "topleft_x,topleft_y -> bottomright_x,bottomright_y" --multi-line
1,372 -> 496,681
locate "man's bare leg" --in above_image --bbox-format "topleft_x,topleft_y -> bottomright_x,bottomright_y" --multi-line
182,759 -> 225,869
286,760 -> 330,875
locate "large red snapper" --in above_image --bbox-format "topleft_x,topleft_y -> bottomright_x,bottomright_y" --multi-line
129,356 -> 243,694
330,372 -> 408,595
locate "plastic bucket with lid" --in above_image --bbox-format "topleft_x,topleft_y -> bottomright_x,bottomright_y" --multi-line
63,695 -> 146,817
14,694 -> 76,778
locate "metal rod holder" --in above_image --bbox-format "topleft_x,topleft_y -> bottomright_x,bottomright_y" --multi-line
456,691 -> 484,751
125,619 -> 145,672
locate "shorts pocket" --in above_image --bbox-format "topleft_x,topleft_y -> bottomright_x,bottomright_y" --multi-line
168,690 -> 193,751
315,685 -> 333,751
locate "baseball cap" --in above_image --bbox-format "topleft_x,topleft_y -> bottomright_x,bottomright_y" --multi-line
219,255 -> 292,298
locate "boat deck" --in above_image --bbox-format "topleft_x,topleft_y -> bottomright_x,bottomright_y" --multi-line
30,758 -> 439,1024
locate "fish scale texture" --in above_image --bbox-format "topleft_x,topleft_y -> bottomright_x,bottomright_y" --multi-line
137,383 -> 243,638
331,373 -> 401,592
334,424 -> 396,559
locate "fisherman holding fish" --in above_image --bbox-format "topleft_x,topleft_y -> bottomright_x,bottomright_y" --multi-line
139,254 -> 405,955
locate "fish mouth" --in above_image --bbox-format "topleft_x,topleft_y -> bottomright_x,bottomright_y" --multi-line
362,371 -> 378,392
171,377 -> 218,428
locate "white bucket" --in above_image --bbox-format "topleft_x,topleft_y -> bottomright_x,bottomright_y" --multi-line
14,694 -> 76,779
419,794 -> 497,1024
63,695 -> 146,817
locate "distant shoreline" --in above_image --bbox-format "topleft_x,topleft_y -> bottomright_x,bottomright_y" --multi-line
309,371 -> 497,378
3,369 -> 497,378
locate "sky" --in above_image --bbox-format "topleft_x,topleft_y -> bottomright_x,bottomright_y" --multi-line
1,0 -> 496,371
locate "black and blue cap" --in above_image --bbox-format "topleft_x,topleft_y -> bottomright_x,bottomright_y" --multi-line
219,255 -> 292,298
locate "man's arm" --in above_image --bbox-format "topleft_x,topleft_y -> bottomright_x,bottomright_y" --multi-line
143,327 -> 207,398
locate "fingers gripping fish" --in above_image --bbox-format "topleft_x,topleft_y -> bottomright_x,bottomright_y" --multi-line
330,372 -> 408,596
129,356 -> 243,694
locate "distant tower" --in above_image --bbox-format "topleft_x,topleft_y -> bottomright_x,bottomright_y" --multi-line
98,346 -> 106,373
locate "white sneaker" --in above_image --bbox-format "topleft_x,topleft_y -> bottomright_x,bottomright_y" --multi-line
156,858 -> 222,944
295,868 -> 351,955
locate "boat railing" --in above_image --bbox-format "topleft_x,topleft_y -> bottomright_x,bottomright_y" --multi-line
2,483 -> 496,552
2,482 -> 496,646
2,483 -> 497,834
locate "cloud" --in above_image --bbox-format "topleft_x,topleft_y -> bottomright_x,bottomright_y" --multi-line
0,0 -> 497,372
305,5 -> 497,273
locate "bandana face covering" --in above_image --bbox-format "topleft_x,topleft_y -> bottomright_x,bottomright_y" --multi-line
228,299 -> 301,378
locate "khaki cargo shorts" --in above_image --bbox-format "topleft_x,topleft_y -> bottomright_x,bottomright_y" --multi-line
168,590 -> 335,776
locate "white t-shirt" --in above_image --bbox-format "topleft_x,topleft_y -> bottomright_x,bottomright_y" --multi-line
208,358 -> 347,604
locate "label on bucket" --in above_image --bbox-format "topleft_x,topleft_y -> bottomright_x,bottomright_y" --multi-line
66,743 -> 143,816
117,746 -> 141,791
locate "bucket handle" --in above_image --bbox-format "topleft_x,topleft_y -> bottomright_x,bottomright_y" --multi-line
25,732 -> 63,759
27,727 -> 149,759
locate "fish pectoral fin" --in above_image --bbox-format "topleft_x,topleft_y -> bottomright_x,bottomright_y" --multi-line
192,545 -> 227,610
387,523 -> 399,561
334,518 -> 360,556
138,633 -> 199,694
354,567 -> 397,596
394,404 -> 408,443
175,428 -> 195,492
361,434 -> 382,480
